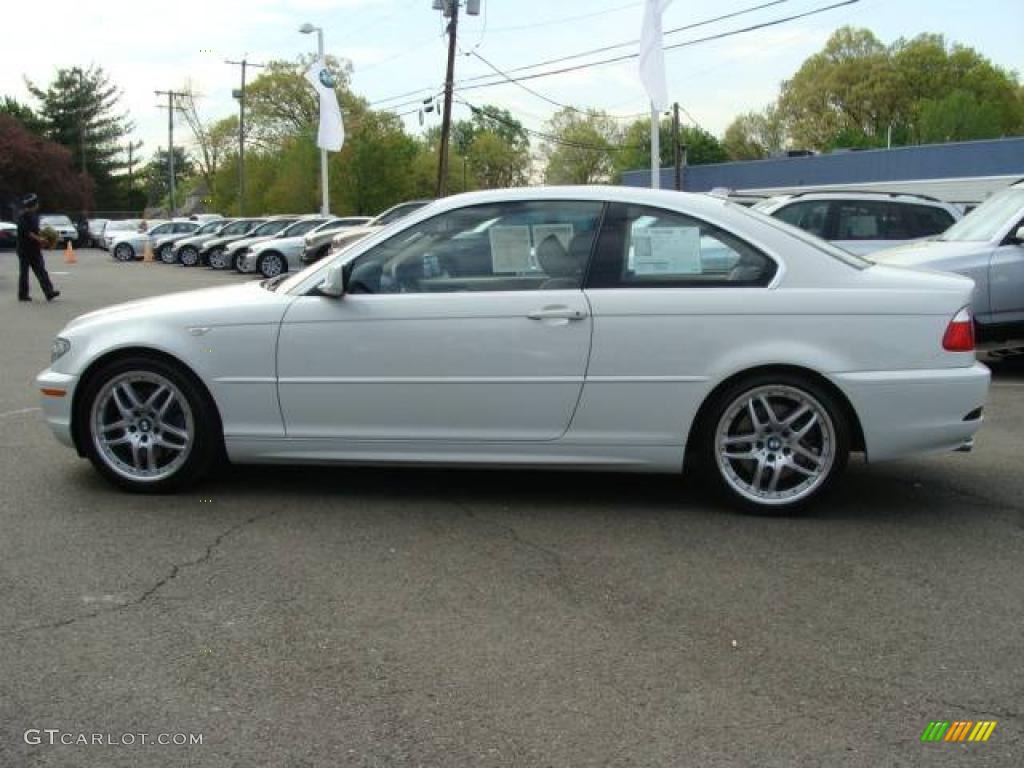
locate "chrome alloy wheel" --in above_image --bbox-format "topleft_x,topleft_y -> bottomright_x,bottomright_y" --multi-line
90,372 -> 194,483
714,384 -> 836,506
114,242 -> 134,261
208,249 -> 227,269
180,246 -> 199,266
159,243 -> 177,263
260,253 -> 284,278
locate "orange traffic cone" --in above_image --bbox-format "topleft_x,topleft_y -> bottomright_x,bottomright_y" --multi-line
143,241 -> 155,262
64,241 -> 77,264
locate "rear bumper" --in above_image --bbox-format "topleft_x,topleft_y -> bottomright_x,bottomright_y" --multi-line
833,363 -> 990,462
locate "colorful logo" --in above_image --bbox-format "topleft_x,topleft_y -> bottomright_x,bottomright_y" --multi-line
318,69 -> 336,89
921,721 -> 997,742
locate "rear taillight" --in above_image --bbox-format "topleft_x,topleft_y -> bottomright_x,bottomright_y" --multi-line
942,307 -> 975,352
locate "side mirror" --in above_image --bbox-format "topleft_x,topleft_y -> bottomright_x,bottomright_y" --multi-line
317,262 -> 346,297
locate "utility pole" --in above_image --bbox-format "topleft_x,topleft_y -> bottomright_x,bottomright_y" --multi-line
76,68 -> 87,175
227,58 -> 266,216
155,90 -> 188,217
126,139 -> 144,199
672,102 -> 681,192
436,0 -> 460,198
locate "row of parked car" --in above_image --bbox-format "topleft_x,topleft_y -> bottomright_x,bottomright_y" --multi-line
106,201 -> 431,278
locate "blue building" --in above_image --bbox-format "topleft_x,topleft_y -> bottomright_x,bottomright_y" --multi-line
620,137 -> 1024,204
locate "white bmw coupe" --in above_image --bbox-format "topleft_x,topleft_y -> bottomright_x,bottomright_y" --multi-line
37,187 -> 989,512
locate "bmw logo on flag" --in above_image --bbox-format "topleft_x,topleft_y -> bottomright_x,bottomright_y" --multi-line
318,69 -> 336,88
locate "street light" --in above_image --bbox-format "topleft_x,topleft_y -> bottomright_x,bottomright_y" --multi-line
300,22 -> 329,216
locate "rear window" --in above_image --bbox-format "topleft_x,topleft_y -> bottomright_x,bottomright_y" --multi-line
736,203 -> 871,270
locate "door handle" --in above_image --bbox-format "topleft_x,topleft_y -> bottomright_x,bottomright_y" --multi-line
527,306 -> 587,321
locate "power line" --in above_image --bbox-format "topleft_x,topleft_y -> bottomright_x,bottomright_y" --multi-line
368,0 -> 788,108
466,50 -> 650,121
458,0 -> 794,86
454,0 -> 859,94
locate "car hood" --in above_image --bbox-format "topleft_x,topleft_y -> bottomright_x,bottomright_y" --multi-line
174,233 -> 216,248
869,239 -> 989,268
65,281 -> 293,334
226,234 -> 275,251
202,234 -> 247,250
251,236 -> 304,253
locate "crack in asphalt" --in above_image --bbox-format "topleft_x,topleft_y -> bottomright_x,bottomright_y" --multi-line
1,510 -> 277,637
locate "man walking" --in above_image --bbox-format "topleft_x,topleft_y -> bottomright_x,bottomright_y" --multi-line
16,193 -> 59,302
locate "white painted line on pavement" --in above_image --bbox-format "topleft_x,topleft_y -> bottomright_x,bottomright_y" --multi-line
0,407 -> 42,418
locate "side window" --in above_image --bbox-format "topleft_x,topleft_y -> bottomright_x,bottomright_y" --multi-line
588,203 -> 777,288
346,201 -> 604,294
902,204 -> 955,238
773,201 -> 830,238
834,201 -> 890,241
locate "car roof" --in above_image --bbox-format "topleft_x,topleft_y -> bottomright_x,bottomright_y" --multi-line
763,190 -> 953,206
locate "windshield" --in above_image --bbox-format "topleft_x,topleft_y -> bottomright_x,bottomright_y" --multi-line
197,220 -> 228,234
107,220 -> 141,231
282,219 -> 327,237
41,215 -> 73,227
220,220 -> 261,236
372,202 -> 427,226
938,186 -> 1024,242
252,219 -> 296,236
734,203 -> 872,269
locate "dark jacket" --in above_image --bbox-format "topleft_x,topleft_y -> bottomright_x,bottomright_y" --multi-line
16,210 -> 41,258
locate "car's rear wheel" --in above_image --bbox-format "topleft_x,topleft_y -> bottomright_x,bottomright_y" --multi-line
78,356 -> 221,492
113,242 -> 135,262
179,246 -> 200,267
700,374 -> 849,513
258,252 -> 285,278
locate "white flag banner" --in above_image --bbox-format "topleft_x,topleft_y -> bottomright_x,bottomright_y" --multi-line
638,0 -> 673,110
305,57 -> 344,151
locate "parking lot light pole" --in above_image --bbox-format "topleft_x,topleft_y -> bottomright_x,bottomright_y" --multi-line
300,23 -> 330,216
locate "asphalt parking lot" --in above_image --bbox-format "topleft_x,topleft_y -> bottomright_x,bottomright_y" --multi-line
0,249 -> 1022,767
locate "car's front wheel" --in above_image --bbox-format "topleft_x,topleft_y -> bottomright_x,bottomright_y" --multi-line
78,356 -> 221,492
700,374 -> 849,513
258,252 -> 286,278
159,243 -> 177,263
179,246 -> 200,267
208,249 -> 228,270
113,242 -> 135,262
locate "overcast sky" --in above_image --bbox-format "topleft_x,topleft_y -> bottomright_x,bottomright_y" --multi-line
3,0 -> 1022,161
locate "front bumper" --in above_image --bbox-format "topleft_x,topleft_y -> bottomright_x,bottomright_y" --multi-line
36,369 -> 78,450
833,363 -> 990,462
238,252 -> 259,272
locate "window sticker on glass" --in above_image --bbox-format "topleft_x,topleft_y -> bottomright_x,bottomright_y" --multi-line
489,225 -> 532,273
632,226 -> 701,275
532,223 -> 574,251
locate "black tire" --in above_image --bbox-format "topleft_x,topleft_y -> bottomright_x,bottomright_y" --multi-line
76,355 -> 222,493
695,372 -> 850,514
179,245 -> 200,267
113,242 -> 135,262
209,249 -> 229,270
258,252 -> 286,278
159,243 -> 178,264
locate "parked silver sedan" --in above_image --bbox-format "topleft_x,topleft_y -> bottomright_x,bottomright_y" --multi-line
236,218 -> 338,277
872,181 -> 1024,343
37,187 -> 989,512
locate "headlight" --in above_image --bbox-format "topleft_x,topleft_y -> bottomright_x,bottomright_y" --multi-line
51,337 -> 71,363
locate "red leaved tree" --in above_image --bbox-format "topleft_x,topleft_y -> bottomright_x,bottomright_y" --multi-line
0,114 -> 94,220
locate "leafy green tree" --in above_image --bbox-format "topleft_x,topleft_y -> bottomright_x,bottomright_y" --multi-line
540,108 -> 619,184
0,96 -> 45,135
723,107 -> 786,160
917,90 -> 1004,143
777,27 -> 1023,150
143,147 -> 193,208
333,110 -> 420,214
468,131 -> 530,188
245,55 -> 359,150
26,65 -> 134,208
